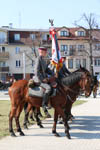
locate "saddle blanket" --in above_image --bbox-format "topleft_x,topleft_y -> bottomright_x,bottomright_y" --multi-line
28,87 -> 56,98
28,86 -> 44,97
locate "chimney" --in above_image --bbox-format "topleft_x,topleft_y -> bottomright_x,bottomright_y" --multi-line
9,23 -> 13,28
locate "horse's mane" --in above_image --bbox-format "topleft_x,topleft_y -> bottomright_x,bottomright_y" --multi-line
61,67 -> 89,86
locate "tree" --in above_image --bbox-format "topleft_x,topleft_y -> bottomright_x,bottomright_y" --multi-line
74,13 -> 99,76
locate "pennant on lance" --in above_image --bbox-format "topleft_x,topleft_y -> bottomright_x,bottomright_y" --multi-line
50,28 -> 62,71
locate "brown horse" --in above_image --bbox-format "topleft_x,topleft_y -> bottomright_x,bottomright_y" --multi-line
21,67 -> 92,137
59,67 -> 93,122
9,77 -> 71,139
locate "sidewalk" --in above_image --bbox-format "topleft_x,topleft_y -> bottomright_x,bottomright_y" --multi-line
0,99 -> 100,150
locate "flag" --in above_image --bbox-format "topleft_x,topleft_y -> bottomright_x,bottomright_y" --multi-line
50,28 -> 62,71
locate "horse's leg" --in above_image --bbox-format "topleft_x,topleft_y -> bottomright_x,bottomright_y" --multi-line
9,106 -> 17,137
15,102 -> 25,136
52,109 -> 60,137
29,107 -> 35,121
24,103 -> 31,124
38,108 -> 43,118
56,106 -> 71,139
34,107 -> 44,128
23,103 -> 32,129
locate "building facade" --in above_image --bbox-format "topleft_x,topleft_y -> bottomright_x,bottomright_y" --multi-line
0,27 -> 51,81
0,26 -> 100,81
56,27 -> 100,75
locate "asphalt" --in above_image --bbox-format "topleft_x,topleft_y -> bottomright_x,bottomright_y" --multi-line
0,91 -> 100,150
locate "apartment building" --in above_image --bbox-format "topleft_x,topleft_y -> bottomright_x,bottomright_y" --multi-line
0,26 -> 51,81
56,27 -> 100,75
0,26 -> 100,81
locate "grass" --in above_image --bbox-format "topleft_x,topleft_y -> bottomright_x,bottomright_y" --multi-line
0,100 -> 86,139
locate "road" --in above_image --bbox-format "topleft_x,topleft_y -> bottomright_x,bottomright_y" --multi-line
0,95 -> 100,150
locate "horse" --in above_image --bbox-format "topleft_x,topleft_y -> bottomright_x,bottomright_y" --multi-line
8,76 -> 71,139
23,67 -> 92,136
58,67 -> 93,122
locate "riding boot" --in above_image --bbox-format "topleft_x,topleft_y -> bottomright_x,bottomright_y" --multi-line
42,93 -> 51,118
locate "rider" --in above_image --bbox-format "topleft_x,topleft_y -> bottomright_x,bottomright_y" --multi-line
58,56 -> 71,79
33,47 -> 53,115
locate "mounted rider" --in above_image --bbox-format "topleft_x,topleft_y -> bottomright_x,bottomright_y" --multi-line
33,47 -> 54,115
58,56 -> 71,79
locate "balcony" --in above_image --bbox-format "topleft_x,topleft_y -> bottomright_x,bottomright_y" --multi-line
0,52 -> 9,60
0,66 -> 9,72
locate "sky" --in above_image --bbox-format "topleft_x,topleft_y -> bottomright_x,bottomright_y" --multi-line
0,0 -> 100,29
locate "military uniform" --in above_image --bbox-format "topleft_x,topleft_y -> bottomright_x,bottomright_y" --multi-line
33,54 -> 53,113
58,62 -> 71,79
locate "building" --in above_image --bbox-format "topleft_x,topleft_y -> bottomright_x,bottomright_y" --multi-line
56,26 -> 100,75
0,26 -> 51,81
0,26 -> 100,81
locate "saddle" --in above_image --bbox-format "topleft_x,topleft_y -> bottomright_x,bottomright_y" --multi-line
28,78 -> 57,98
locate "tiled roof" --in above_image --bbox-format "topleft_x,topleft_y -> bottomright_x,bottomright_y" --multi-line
55,27 -> 89,40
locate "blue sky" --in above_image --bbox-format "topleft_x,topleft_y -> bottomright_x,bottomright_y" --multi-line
0,0 -> 100,29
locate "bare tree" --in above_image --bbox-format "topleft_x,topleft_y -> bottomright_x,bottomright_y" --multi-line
74,13 -> 99,76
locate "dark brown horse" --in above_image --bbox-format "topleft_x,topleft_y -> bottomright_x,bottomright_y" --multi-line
9,77 -> 71,138
24,67 -> 92,136
8,67 -> 92,139
59,67 -> 93,122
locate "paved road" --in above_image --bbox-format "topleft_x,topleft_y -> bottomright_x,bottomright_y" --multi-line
0,97 -> 100,150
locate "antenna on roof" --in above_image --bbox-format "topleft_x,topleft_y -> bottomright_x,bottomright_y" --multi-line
19,12 -> 22,28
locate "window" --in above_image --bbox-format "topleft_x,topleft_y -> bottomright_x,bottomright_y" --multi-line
0,61 -> 6,67
15,47 -> 20,54
68,59 -> 73,69
78,45 -> 84,51
83,59 -> 86,68
16,60 -> 21,67
76,59 -> 81,69
14,34 -> 20,41
60,31 -> 69,37
2,47 -> 5,52
61,45 -> 68,51
0,32 -> 6,43
42,34 -> 47,40
95,44 -> 100,50
30,34 -> 35,40
77,31 -> 85,36
69,45 -> 76,55
94,59 -> 100,66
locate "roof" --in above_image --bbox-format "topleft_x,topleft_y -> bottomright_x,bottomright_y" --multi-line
0,26 -> 49,32
55,27 -> 89,40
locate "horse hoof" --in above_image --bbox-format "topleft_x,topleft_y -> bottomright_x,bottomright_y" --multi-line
66,134 -> 71,139
52,131 -> 60,137
39,125 -> 44,128
55,133 -> 60,137
11,132 -> 16,137
20,131 -> 25,136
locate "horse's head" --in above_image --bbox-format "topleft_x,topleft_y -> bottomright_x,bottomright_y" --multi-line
78,67 -> 93,97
